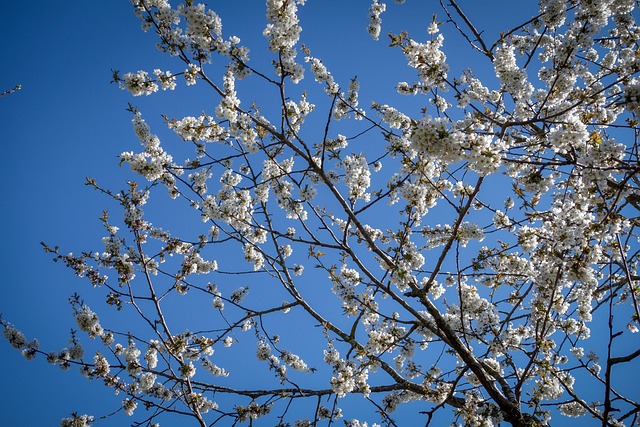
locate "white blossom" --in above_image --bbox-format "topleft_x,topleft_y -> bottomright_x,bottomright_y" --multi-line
342,155 -> 371,202
367,1 -> 386,40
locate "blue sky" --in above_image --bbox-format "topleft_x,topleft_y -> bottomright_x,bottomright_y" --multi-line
2,1 -> 628,426
0,3 -> 145,425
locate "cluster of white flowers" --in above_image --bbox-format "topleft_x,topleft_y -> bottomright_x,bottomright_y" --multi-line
305,56 -> 338,95
123,398 -> 138,416
443,282 -> 500,332
547,123 -> 590,159
398,179 -> 441,220
383,388 -> 432,412
421,277 -> 445,299
168,114 -> 228,143
153,69 -> 177,90
325,346 -> 370,398
258,157 -> 289,202
184,63 -> 200,85
224,37 -> 253,79
186,392 -> 219,414
365,320 -> 406,354
236,400 -> 271,422
533,368 -> 571,401
257,345 -> 289,382
580,137 -> 628,189
333,78 -> 363,119
256,341 -> 271,361
93,352 -> 110,377
401,33 -> 448,88
138,372 -> 157,392
133,1 -> 178,38
259,157 -> 308,220
215,71 -> 240,124
345,420 -> 380,427
409,117 -> 462,163
74,305 -> 104,339
284,93 -> 315,133
559,401 -> 587,418
124,341 -> 143,376
60,414 -> 94,427
2,324 -> 27,349
373,103 -> 411,130
422,222 -> 484,248
182,3 -> 222,52
490,324 -> 531,355
230,112 -> 260,152
243,243 -> 265,270
281,350 -> 309,372
119,70 -> 158,96
201,357 -> 229,376
230,286 -> 249,303
623,78 -> 640,115
120,112 -> 176,186
117,68 -> 176,94
356,223 -> 384,244
516,168 -> 556,195
181,249 -> 218,275
264,0 -> 305,82
145,342 -> 159,368
465,133 -> 505,176
180,361 -> 196,378
132,0 -> 251,68
367,1 -> 386,40
22,340 -> 41,361
456,75 -> 499,108
540,0 -> 567,28
323,134 -> 349,152
342,155 -> 371,202
396,81 -> 419,95
388,241 -> 425,291
241,319 -> 253,332
492,210 -> 512,230
212,295 -> 224,310
430,93 -> 450,111
188,169 -> 212,195
493,44 -> 533,101
332,265 -> 362,315
455,391 -> 504,427
298,184 -> 317,202
202,169 -> 254,231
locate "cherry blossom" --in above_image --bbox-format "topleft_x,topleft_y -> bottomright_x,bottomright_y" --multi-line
3,1 -> 640,426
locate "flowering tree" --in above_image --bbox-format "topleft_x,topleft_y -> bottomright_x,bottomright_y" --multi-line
3,0 -> 640,426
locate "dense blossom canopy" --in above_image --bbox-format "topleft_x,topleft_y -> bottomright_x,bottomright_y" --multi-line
3,0 -> 640,426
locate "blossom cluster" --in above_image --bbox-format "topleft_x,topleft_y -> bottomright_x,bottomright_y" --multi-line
325,345 -> 370,398
342,155 -> 371,202
264,0 -> 305,82
367,1 -> 386,40
120,112 -> 177,191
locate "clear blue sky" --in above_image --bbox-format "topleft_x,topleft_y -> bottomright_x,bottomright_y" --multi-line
2,1 -> 614,426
